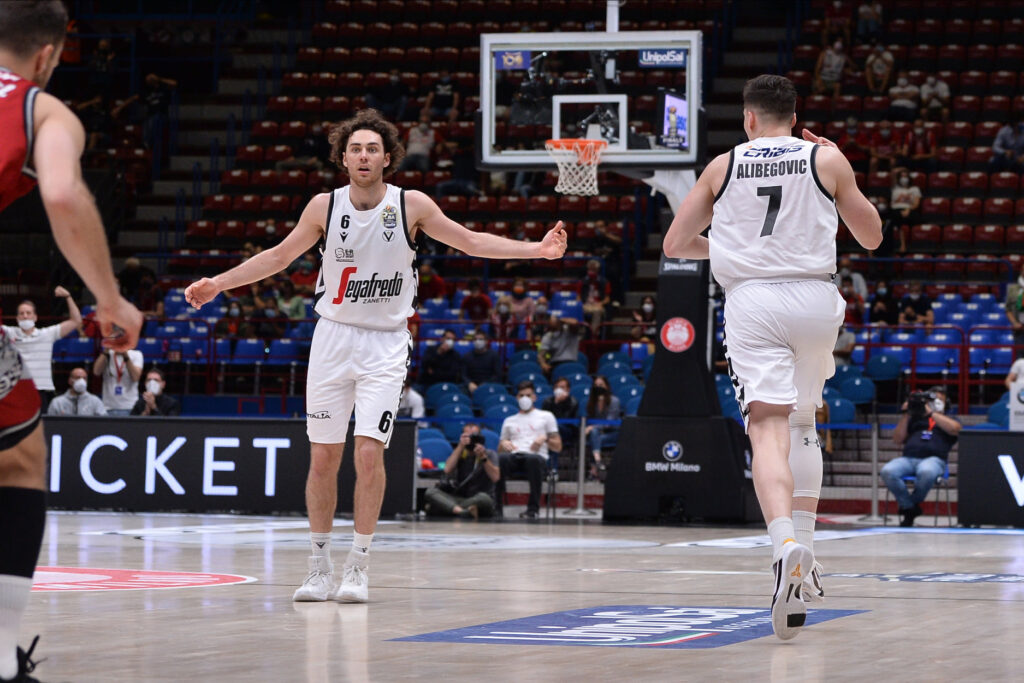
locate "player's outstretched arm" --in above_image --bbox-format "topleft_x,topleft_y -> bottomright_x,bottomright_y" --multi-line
185,193 -> 329,309
802,129 -> 883,250
33,93 -> 143,351
406,190 -> 566,260
662,152 -> 729,259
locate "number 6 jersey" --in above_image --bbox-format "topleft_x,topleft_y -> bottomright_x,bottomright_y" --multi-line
314,184 -> 417,331
708,136 -> 838,294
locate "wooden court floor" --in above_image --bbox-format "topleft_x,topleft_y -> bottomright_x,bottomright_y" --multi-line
21,510 -> 1024,682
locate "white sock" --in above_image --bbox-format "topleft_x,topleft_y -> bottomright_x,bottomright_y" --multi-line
352,532 -> 373,555
766,517 -> 796,564
0,575 -> 32,681
310,532 -> 331,562
793,510 -> 817,557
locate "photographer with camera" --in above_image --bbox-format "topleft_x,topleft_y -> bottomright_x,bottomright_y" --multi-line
881,387 -> 960,526
423,423 -> 501,520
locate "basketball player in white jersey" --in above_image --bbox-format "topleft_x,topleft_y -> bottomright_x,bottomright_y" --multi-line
185,109 -> 567,603
663,75 -> 882,640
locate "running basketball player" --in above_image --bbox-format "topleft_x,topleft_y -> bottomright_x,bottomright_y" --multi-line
662,74 -> 881,640
0,3 -> 143,680
185,109 -> 567,603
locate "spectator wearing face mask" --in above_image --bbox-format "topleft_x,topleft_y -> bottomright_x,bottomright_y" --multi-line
418,263 -> 447,301
255,299 -> 288,340
898,281 -> 934,327
631,295 -> 657,341
424,69 -> 462,124
400,113 -> 442,173
905,119 -> 937,173
869,280 -> 900,326
864,39 -> 894,95
47,367 -> 107,416
542,376 -> 580,450
840,276 -> 865,326
131,368 -> 180,416
888,71 -> 920,121
397,377 -> 426,424
423,329 -> 463,385
581,259 -> 611,339
365,68 -> 409,121
584,375 -> 621,480
837,116 -> 871,174
813,39 -> 852,97
276,279 -> 306,320
538,315 -> 582,375
833,324 -> 856,367
870,197 -> 906,256
463,330 -> 501,393
988,119 -> 1024,174
527,297 -> 549,341
918,75 -> 950,123
508,278 -> 536,322
869,121 -> 901,174
93,347 -> 144,416
460,278 -> 492,323
214,300 -> 255,339
290,253 -> 319,296
837,256 -> 868,301
890,169 -> 921,225
135,273 -> 164,318
490,295 -> 517,340
3,288 -> 83,411
496,381 -> 561,520
1004,265 -> 1024,348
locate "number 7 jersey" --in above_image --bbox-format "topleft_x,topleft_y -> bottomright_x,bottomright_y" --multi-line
314,183 -> 417,331
708,136 -> 837,294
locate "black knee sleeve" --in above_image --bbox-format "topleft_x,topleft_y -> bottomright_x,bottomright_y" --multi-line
0,487 -> 46,578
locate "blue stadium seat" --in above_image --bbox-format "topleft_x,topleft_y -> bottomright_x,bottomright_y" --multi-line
178,338 -> 206,361
839,377 -> 876,405
62,337 -> 96,363
417,427 -> 448,444
642,355 -> 655,381
828,364 -> 863,389
625,395 -> 643,416
425,382 -> 466,409
570,384 -> 591,403
417,439 -> 453,468
510,371 -> 549,390
481,393 -> 514,411
968,330 -> 995,346
865,352 -> 905,381
453,340 -> 473,356
621,342 -> 650,369
430,392 -> 472,411
551,291 -> 576,304
434,403 -> 473,442
508,363 -> 545,384
826,397 -> 856,423
879,345 -> 913,365
936,292 -> 962,304
714,373 -> 732,390
926,331 -> 961,346
508,349 -> 538,366
930,301 -> 949,325
969,346 -> 1014,373
885,330 -> 924,345
946,312 -> 971,331
480,428 -> 500,451
555,300 -> 584,321
266,338 -> 302,365
717,383 -> 736,403
970,292 -> 997,307
915,346 -> 960,374
598,360 -> 631,377
614,383 -> 643,403
136,337 -> 164,361
987,400 -> 1009,428
212,338 -> 231,362
231,339 -> 265,363
419,298 -> 449,319
567,373 -> 592,390
598,350 -> 630,367
483,403 -> 516,426
472,382 -> 508,407
552,361 -> 587,380
821,385 -> 838,400
980,312 -> 1006,326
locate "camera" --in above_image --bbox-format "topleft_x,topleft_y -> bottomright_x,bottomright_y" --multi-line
467,434 -> 486,449
907,390 -> 937,419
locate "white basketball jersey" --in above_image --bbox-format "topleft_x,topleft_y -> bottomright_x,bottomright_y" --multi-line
709,136 -> 837,294
314,184 -> 417,330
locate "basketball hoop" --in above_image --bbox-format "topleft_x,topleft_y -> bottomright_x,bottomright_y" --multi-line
544,138 -> 608,196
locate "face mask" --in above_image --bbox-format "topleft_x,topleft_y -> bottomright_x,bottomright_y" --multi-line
228,308 -> 240,318
846,127 -> 857,135
553,387 -> 568,400
72,378 -> 87,394
642,303 -> 654,313
390,75 -> 400,84
265,309 -> 277,317
877,203 -> 888,212
518,395 -> 533,411
473,339 -> 486,351
843,287 -> 852,296
880,129 -> 891,138
833,42 -> 843,51
300,262 -> 313,272
146,380 -> 162,395
1017,275 -> 1024,288
909,293 -> 920,300
442,338 -> 454,349
840,267 -> 850,276
877,287 -> 888,296
926,76 -> 936,85
418,123 -> 429,132
932,399 -> 945,413
562,324 -> 569,333
897,77 -> 908,87
899,177 -> 910,187
498,304 -> 509,314
18,319 -> 34,331
914,127 -> 924,136
535,305 -> 547,315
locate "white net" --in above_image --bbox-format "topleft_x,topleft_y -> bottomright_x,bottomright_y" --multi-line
544,139 -> 608,196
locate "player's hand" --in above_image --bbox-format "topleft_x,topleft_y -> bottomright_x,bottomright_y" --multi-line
801,128 -> 838,150
95,296 -> 142,352
185,278 -> 221,309
54,285 -> 70,298
538,221 -> 568,260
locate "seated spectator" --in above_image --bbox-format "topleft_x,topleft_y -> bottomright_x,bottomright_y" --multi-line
581,259 -> 611,339
631,295 -> 657,341
424,68 -> 462,124
463,329 -> 501,393
422,329 -> 463,385
290,253 -> 319,296
497,381 -> 561,520
856,1 -> 883,40
400,112 -> 441,173
542,376 -> 579,452
838,256 -> 868,300
135,274 -> 164,318
397,376 -> 425,421
585,376 -> 621,480
904,119 -> 937,173
918,75 -> 950,123
417,262 -> 447,301
833,324 -> 856,367
898,281 -> 934,327
407,309 -> 421,341
837,116 -> 871,174
870,196 -> 906,256
840,276 -> 865,326
813,39 -> 851,97
131,368 -> 181,416
365,68 -> 409,121
435,141 -> 480,197
869,280 -> 900,326
593,220 -> 624,302
882,387 -> 960,526
508,278 -> 536,322
1005,264 -> 1024,348
864,39 -> 894,95
888,71 -> 919,121
47,367 -> 107,416
94,348 -> 144,416
460,278 -> 492,323
214,300 -> 255,339
1005,353 -> 1024,390
868,120 -> 901,173
538,315 -> 582,374
117,256 -> 156,299
276,279 -> 306,320
988,119 -> 1024,174
255,298 -> 287,339
424,424 -> 501,519
527,297 -> 549,341
890,169 -> 922,225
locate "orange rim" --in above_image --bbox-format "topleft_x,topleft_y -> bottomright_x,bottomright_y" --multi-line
545,138 -> 608,164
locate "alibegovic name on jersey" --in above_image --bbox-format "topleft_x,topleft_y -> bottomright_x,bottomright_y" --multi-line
335,268 -> 404,304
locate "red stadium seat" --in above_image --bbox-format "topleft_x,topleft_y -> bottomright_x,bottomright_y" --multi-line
261,195 -> 292,215
981,95 -> 1011,121
231,194 -> 261,214
250,121 -> 278,141
920,197 -> 951,222
989,172 -> 1020,198
867,171 -> 891,195
942,121 -> 973,146
311,22 -> 337,43
235,145 -> 264,166
941,224 -> 972,249
916,19 -> 943,43
944,18 -> 972,42
322,46 -> 351,67
1013,95 -> 1024,117
952,197 -> 982,223
438,195 -> 467,217
279,170 -> 307,189
295,46 -> 322,69
486,221 -> 510,237
958,172 -> 989,198
888,18 -> 914,44
832,95 -> 861,119
902,253 -> 934,278
926,172 -> 957,197
970,255 -> 1002,280
520,221 -> 546,241
468,196 -> 497,215
310,72 -> 338,91
186,220 -> 216,240
974,225 -> 1005,250
421,170 -> 449,190
935,147 -> 964,172
1006,225 -> 1024,248
966,44 -> 996,71
935,44 -> 965,71
264,145 -> 293,162
293,96 -> 322,116
963,146 -> 992,172
933,254 -> 965,279
910,223 -> 942,248
951,95 -> 980,122
907,44 -> 936,70
984,198 -> 1014,222
218,220 -> 245,240
974,121 -> 1002,146
282,72 -> 310,91
251,170 -> 279,191
203,194 -> 232,214
988,71 -> 1018,97
323,95 -> 351,117
527,195 -> 557,216
497,196 -> 526,215
861,96 -> 889,121
349,47 -> 379,69
266,95 -> 294,119
557,195 -> 586,219
996,43 -> 1024,71
803,95 -> 831,121
956,71 -> 988,97
220,169 -> 249,191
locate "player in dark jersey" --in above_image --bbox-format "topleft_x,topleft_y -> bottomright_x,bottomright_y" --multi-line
0,3 -> 143,681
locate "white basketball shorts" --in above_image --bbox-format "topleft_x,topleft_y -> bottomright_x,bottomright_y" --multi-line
722,279 -> 844,425
306,318 -> 411,446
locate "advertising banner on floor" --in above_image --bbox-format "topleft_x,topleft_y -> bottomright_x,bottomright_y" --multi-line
42,417 -> 416,516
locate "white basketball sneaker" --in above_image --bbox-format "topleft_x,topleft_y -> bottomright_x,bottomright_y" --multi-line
770,541 -> 813,641
332,550 -> 369,603
292,556 -> 334,602
802,561 -> 825,604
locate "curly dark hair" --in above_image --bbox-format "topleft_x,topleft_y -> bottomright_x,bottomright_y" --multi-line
327,108 -> 405,176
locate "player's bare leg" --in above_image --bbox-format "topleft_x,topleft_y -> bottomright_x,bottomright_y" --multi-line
294,441 -> 343,602
333,436 -> 386,603
747,401 -> 812,640
0,423 -> 47,680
